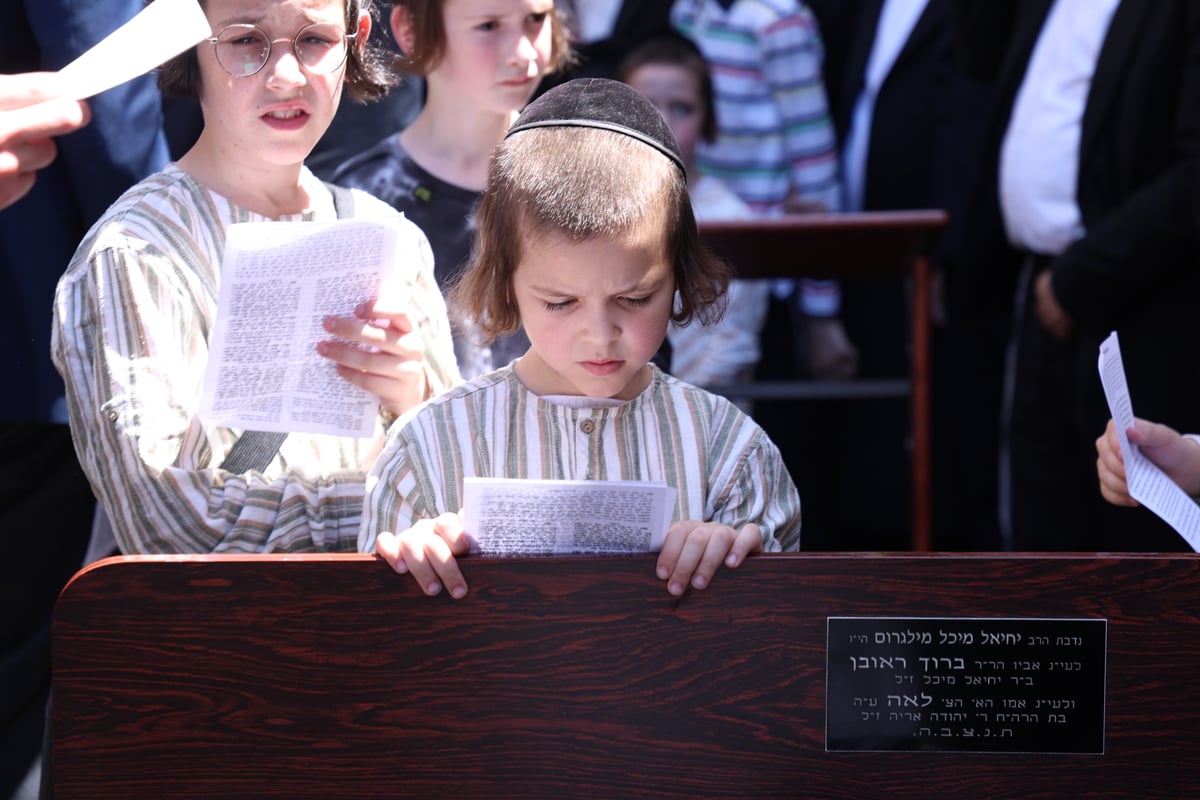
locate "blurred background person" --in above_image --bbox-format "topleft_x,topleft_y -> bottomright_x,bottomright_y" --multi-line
0,2 -> 170,795
805,0 -> 993,550
952,0 -> 1200,553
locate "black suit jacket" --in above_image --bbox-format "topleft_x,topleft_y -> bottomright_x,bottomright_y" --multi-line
956,0 -> 1200,326
955,0 -> 1200,429
815,0 -> 989,220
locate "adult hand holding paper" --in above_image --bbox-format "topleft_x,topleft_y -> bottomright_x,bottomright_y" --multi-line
1097,331 -> 1200,551
0,73 -> 90,209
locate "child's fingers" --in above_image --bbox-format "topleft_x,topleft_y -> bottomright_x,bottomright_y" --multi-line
686,524 -> 763,590
724,523 -> 763,568
656,520 -> 696,582
432,511 -> 473,556
664,523 -> 735,594
685,532 -> 735,591
400,531 -> 468,599
356,302 -> 415,334
664,530 -> 707,595
321,314 -> 404,353
374,531 -> 409,573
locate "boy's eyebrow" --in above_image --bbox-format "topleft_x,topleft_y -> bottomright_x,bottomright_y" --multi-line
459,1 -> 549,21
527,277 -> 669,296
526,283 -> 572,296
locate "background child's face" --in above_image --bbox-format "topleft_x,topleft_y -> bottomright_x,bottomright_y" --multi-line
624,62 -> 703,172
428,0 -> 555,114
196,0 -> 353,168
511,220 -> 676,400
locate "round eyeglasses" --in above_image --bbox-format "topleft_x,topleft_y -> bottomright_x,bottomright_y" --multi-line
207,23 -> 356,78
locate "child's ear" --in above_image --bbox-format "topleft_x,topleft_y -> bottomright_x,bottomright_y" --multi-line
390,6 -> 416,55
355,10 -> 371,49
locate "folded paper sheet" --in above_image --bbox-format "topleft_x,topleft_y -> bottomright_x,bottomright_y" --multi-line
57,0 -> 210,101
1098,331 -> 1200,551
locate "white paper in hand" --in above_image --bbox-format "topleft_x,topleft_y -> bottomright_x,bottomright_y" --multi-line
57,0 -> 211,101
1098,331 -> 1200,551
200,216 -> 413,437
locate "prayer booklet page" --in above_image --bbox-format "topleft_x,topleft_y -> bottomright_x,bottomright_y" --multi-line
462,478 -> 677,556
199,216 -> 415,437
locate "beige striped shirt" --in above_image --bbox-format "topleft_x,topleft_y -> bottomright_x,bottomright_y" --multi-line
52,165 -> 461,554
360,365 -> 802,552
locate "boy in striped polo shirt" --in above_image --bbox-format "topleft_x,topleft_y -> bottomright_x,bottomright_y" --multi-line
361,78 -> 802,598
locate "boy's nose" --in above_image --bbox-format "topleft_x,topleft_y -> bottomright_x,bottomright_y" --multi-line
513,34 -> 540,67
581,310 -> 619,345
265,46 -> 307,87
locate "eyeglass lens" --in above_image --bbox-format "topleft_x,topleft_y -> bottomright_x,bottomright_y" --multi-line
213,23 -> 350,77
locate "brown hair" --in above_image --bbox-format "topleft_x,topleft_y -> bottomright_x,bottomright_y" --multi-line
155,0 -> 401,103
616,32 -> 718,143
391,0 -> 572,77
451,125 -> 730,341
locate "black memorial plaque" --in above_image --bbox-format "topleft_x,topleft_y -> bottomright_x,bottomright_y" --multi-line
826,617 -> 1106,754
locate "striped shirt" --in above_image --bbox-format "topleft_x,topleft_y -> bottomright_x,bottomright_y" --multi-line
673,0 -> 843,316
672,0 -> 842,215
52,165 -> 461,554
359,364 -> 802,553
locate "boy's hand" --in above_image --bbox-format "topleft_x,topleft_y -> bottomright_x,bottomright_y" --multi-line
318,300 -> 429,418
375,511 -> 472,599
656,520 -> 763,596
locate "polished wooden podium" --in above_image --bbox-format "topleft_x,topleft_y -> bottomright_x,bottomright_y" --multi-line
699,211 -> 948,550
52,553 -> 1200,799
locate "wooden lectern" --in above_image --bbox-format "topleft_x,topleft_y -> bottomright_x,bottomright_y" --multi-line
699,211 -> 948,550
52,553 -> 1200,799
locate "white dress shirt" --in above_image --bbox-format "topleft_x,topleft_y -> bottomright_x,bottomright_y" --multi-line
999,0 -> 1119,255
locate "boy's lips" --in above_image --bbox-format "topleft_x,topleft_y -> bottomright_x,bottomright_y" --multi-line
260,100 -> 312,125
581,359 -> 623,376
500,73 -> 537,88
260,107 -> 310,130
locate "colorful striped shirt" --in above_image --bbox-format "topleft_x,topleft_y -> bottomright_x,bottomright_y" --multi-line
672,0 -> 842,215
359,364 -> 802,553
673,0 -> 843,316
52,165 -> 461,554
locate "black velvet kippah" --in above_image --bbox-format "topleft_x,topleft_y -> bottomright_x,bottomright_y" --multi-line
506,78 -> 685,174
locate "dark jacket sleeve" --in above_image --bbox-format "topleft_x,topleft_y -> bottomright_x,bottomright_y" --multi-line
1050,1 -> 1200,331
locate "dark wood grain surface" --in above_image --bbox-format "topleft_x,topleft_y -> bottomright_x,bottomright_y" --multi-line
52,553 -> 1200,799
698,210 -> 947,279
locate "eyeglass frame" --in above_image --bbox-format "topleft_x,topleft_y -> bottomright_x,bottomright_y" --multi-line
205,22 -> 359,78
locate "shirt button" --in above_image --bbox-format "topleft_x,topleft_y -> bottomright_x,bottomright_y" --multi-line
107,409 -> 119,422
580,419 -> 595,434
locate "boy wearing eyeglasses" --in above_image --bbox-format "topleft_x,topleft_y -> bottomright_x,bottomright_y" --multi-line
51,0 -> 461,556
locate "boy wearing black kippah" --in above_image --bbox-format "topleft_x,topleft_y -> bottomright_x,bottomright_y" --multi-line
360,78 -> 802,599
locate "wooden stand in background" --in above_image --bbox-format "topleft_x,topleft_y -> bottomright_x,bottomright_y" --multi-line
700,210 -> 948,550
